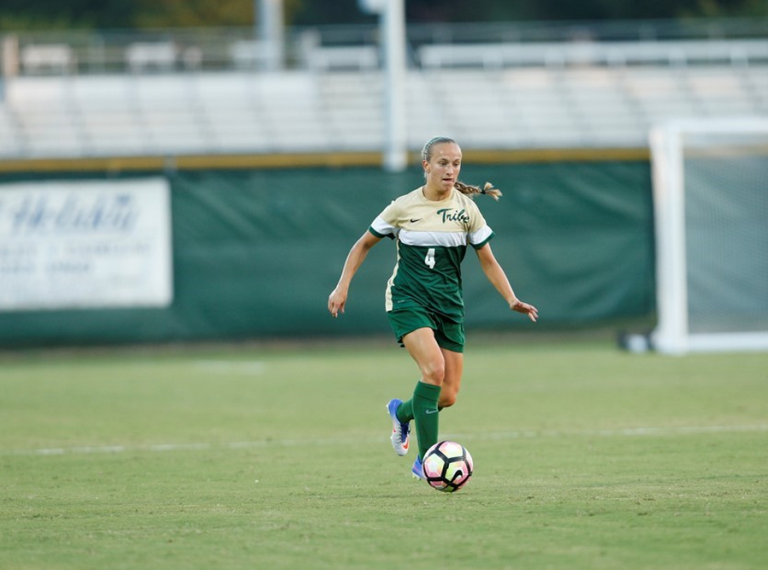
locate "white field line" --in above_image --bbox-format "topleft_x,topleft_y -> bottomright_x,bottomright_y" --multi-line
3,424 -> 767,457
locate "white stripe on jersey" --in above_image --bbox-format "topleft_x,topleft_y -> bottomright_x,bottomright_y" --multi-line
371,216 -> 399,237
469,225 -> 493,246
372,215 -> 493,247
399,229 -> 467,248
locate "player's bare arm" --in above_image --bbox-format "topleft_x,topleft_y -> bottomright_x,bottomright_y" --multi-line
328,231 -> 382,317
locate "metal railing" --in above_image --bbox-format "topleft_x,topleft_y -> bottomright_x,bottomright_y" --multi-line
1,18 -> 766,76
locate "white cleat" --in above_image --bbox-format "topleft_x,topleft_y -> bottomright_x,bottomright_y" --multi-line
412,455 -> 424,480
386,398 -> 411,456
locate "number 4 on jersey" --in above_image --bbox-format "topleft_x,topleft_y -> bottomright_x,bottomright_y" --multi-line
424,248 -> 436,269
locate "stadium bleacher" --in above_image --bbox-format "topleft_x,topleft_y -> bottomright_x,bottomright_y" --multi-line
1,24 -> 766,159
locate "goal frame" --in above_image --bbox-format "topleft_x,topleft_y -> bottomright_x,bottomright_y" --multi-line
649,118 -> 768,355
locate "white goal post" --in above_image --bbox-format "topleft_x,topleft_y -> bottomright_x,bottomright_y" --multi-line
649,118 -> 768,355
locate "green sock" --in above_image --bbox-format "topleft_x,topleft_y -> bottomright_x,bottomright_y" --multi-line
412,381 -> 441,458
397,400 -> 443,428
395,399 -> 414,423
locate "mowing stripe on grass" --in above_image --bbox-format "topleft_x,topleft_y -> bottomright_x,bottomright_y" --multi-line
3,424 -> 767,457
193,360 -> 266,374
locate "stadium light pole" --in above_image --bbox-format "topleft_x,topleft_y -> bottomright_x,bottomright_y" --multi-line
1,35 -> 19,100
359,0 -> 408,172
257,0 -> 284,70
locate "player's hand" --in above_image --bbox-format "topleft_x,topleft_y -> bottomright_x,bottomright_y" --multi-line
328,288 -> 347,318
510,299 -> 538,322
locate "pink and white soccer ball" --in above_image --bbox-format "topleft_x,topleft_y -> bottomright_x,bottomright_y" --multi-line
422,441 -> 473,492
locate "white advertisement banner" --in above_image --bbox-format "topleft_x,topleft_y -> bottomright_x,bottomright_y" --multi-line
0,178 -> 173,311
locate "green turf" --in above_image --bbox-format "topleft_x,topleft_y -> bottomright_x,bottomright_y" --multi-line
1,340 -> 766,569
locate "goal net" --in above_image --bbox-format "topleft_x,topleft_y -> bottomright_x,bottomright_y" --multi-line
650,118 -> 768,355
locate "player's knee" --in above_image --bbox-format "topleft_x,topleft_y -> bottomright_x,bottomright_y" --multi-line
439,392 -> 457,408
421,361 -> 445,385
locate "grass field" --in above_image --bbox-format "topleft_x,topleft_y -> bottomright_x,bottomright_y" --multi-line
1,338 -> 766,570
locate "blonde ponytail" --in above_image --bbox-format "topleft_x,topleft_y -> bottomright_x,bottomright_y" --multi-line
455,181 -> 502,201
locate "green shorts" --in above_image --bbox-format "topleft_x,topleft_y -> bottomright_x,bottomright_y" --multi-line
387,306 -> 465,353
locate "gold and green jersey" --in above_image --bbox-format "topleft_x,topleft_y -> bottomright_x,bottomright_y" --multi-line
369,186 -> 494,320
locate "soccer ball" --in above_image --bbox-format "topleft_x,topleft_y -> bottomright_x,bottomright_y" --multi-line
422,441 -> 473,492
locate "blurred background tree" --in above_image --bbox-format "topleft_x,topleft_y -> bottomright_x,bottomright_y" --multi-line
0,0 -> 764,31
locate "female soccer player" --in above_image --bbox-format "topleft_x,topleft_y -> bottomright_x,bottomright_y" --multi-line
328,136 -> 538,479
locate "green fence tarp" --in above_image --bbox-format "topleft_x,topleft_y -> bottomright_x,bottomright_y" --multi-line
0,162 -> 654,347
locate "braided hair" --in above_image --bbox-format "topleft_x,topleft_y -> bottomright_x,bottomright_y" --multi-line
421,136 -> 502,201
